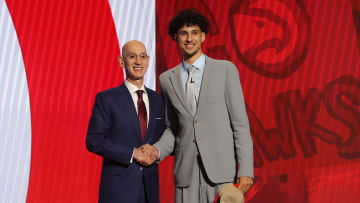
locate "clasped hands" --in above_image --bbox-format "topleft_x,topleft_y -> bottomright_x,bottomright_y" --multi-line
133,144 -> 159,166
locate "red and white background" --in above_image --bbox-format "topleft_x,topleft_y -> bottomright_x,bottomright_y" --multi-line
0,0 -> 359,202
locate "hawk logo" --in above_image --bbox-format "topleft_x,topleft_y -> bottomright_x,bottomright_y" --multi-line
229,0 -> 311,79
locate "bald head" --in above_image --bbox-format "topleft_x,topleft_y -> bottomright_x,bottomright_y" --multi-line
118,40 -> 149,88
121,40 -> 147,57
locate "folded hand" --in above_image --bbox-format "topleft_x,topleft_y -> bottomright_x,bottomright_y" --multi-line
133,144 -> 159,166
140,144 -> 159,161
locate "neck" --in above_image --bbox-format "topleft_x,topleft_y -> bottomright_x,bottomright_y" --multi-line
184,50 -> 202,65
126,78 -> 144,89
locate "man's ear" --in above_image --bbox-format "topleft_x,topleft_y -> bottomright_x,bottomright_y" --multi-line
173,34 -> 177,40
118,56 -> 124,67
201,32 -> 206,42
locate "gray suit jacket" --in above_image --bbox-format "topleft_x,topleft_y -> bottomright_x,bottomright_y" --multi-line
155,56 -> 253,187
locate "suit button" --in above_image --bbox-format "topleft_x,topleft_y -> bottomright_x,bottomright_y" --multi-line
140,167 -> 143,171
193,139 -> 196,143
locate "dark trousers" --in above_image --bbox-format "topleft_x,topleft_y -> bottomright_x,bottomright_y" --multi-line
138,175 -> 148,203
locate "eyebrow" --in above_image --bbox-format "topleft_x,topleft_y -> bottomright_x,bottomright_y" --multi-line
127,52 -> 147,55
178,29 -> 201,33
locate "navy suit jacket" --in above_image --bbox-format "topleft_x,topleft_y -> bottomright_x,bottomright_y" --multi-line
86,83 -> 165,203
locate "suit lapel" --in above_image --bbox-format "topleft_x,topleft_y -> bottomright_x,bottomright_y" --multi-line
197,56 -> 214,113
144,88 -> 155,143
117,83 -> 142,143
169,65 -> 194,117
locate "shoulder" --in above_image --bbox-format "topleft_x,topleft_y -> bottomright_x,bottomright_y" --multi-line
159,64 -> 181,80
206,56 -> 237,72
159,69 -> 172,81
207,56 -> 235,67
159,70 -> 170,81
97,85 -> 121,96
94,85 -> 125,103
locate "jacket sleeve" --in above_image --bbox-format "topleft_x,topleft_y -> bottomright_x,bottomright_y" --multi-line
154,77 -> 176,161
225,62 -> 254,178
86,93 -> 134,164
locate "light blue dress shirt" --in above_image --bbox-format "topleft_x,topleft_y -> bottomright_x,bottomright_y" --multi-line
181,54 -> 206,102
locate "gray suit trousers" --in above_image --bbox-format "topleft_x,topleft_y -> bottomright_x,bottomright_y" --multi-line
175,155 -> 226,203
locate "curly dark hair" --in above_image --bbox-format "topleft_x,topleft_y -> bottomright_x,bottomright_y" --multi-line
168,9 -> 209,40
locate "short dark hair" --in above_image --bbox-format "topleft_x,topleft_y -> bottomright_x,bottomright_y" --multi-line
168,9 -> 209,40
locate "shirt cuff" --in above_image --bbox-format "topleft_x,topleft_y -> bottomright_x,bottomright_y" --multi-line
154,146 -> 161,160
130,148 -> 135,163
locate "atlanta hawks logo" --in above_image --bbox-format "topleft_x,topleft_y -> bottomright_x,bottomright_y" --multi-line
229,0 -> 311,79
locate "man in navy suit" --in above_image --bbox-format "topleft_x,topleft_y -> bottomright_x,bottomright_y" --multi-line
86,40 -> 165,203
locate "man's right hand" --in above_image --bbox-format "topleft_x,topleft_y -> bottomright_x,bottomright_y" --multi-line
133,147 -> 155,166
140,144 -> 159,161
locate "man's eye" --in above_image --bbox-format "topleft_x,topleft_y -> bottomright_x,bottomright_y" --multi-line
129,55 -> 135,59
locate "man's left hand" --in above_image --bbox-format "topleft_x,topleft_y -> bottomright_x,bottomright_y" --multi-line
236,176 -> 253,194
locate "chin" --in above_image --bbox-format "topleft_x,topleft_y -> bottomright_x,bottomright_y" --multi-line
135,74 -> 145,80
186,50 -> 195,55
183,51 -> 196,58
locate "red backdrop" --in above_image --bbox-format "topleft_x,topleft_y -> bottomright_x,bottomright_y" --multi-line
5,0 -> 360,202
156,0 -> 360,202
6,0 -> 122,202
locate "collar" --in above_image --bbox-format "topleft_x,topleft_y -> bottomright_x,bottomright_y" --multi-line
124,79 -> 147,94
182,53 -> 205,72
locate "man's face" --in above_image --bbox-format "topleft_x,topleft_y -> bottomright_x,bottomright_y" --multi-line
119,42 -> 149,81
176,25 -> 205,58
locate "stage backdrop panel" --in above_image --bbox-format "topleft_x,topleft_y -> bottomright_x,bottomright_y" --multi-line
156,0 -> 360,202
4,0 -> 155,202
0,1 -> 31,202
1,0 -> 359,202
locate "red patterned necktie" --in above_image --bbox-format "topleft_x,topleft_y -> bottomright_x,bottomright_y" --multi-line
136,90 -> 147,141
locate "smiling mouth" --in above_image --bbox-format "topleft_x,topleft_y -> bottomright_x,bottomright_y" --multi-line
185,44 -> 195,48
134,67 -> 143,70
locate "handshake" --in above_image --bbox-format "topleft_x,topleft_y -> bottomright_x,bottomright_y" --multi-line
133,144 -> 159,166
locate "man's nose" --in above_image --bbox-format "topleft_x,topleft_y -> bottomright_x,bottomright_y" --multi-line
134,56 -> 141,64
186,34 -> 192,42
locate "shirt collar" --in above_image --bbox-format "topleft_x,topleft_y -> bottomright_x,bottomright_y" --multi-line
124,79 -> 147,94
182,54 -> 205,72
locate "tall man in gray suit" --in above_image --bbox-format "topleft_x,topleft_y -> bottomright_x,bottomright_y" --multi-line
143,9 -> 254,203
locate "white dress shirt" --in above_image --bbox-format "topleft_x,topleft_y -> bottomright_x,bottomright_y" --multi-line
124,79 -> 149,163
124,79 -> 149,125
